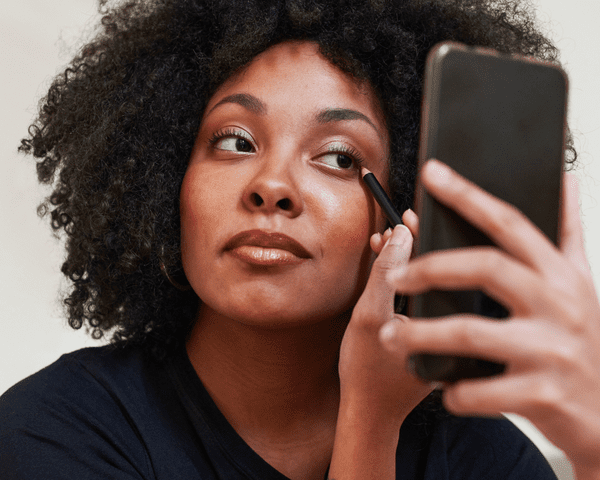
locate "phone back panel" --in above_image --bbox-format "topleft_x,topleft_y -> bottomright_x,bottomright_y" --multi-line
411,42 -> 568,320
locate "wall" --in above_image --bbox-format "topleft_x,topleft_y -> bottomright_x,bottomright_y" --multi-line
1,1 -> 598,478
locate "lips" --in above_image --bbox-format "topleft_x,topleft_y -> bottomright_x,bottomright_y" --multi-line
224,229 -> 312,265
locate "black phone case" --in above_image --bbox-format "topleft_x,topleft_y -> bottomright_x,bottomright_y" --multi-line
410,42 -> 568,383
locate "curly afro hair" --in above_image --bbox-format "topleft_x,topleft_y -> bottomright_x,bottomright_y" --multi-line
20,0 -> 574,361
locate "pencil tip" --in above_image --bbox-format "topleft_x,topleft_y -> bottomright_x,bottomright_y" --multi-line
360,166 -> 372,177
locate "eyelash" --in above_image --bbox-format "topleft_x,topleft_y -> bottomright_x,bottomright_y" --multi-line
208,128 -> 253,148
329,144 -> 365,169
207,128 -> 365,170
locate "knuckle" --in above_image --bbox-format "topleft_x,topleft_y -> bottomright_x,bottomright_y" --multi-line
384,264 -> 410,285
410,254 -> 436,283
351,303 -> 381,331
550,291 -> 588,334
450,321 -> 480,349
373,256 -> 395,274
488,204 -> 526,237
566,308 -> 587,334
567,299 -> 590,334
444,386 -> 476,414
550,340 -> 582,371
369,260 -> 397,286
530,378 -> 565,412
374,250 -> 411,276
477,248 -> 504,279
384,268 -> 399,286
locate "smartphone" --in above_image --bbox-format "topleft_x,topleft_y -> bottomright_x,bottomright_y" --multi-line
409,41 -> 568,383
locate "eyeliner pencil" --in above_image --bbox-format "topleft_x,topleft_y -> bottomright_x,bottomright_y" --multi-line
360,167 -> 403,226
361,167 -> 407,312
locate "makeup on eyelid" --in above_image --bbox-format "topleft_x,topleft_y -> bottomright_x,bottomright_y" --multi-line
207,127 -> 367,172
181,41 -> 390,328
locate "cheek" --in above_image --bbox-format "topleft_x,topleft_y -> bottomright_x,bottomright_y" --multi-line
179,165 -> 224,274
180,168 -> 203,243
312,185 -> 382,286
316,183 -> 382,250
180,161 -> 237,231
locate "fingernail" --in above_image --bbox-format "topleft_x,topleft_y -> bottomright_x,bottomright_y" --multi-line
425,159 -> 451,185
381,227 -> 394,247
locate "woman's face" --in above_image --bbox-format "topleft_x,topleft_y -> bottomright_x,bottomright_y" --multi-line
180,41 -> 389,327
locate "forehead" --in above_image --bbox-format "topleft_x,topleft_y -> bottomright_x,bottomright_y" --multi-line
204,41 -> 387,141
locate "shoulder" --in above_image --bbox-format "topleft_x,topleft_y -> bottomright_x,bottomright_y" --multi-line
397,394 -> 557,480
0,345 -> 156,479
0,345 -> 150,425
431,413 -> 557,479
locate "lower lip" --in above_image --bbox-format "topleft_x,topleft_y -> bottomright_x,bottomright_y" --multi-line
228,246 -> 306,266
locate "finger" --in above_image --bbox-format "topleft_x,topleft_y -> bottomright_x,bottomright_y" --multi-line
443,372 -> 600,467
357,225 -> 413,323
370,227 -> 394,255
388,247 -> 560,317
402,208 -> 419,238
367,225 -> 412,288
420,159 -> 558,273
441,371 -> 559,417
560,173 -> 591,276
380,315 -> 571,369
370,232 -> 384,254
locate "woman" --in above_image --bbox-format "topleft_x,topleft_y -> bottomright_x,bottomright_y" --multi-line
1,0 -> 599,479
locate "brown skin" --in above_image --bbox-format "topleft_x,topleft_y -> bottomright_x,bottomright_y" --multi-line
180,39 -> 600,480
381,161 -> 600,480
181,41 -> 390,330
181,41 -> 430,480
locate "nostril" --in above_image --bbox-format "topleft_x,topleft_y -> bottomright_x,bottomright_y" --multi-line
251,193 -> 264,206
277,198 -> 291,210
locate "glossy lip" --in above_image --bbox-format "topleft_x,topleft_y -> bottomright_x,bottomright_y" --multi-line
224,229 -> 312,265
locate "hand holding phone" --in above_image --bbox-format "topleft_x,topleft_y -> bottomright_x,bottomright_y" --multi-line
410,42 -> 568,382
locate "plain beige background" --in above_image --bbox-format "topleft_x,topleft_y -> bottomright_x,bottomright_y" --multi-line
1,1 -> 599,478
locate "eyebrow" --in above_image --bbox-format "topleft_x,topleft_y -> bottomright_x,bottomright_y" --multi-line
208,93 -> 267,115
315,108 -> 380,135
208,94 -> 381,136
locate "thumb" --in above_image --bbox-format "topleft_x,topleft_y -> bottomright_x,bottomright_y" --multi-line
358,225 -> 413,319
371,225 -> 412,277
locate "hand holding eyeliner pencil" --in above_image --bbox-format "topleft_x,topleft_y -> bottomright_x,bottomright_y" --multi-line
361,166 -> 407,312
360,167 -> 403,226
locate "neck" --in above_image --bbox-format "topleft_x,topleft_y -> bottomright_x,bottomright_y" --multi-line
185,304 -> 347,441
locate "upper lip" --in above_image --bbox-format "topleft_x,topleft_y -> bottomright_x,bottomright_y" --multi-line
224,229 -> 312,259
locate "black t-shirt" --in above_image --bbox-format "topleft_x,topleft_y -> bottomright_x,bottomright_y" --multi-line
0,345 -> 557,479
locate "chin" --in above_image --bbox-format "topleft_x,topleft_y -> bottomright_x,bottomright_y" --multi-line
207,295 -> 354,330
230,306 -> 332,329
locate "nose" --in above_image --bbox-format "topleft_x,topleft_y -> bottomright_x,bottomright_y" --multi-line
241,156 -> 303,218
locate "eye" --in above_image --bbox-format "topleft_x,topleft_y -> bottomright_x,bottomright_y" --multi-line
320,153 -> 355,170
319,143 -> 364,171
216,137 -> 254,153
210,128 -> 255,153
